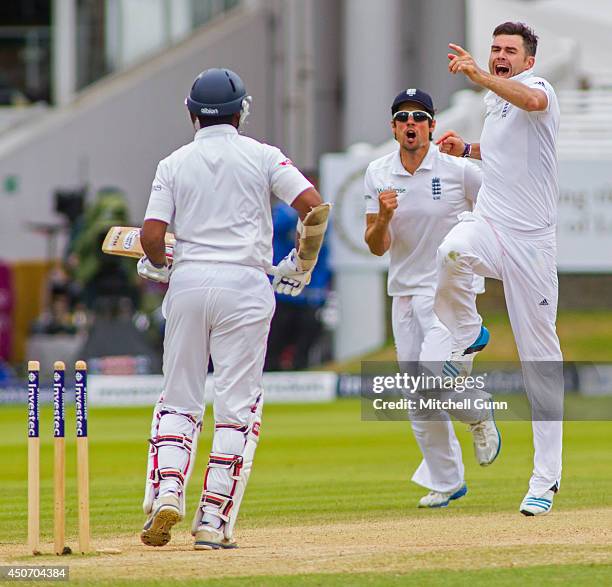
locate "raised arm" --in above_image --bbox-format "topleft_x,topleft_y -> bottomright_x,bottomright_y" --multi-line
436,130 -> 481,161
364,190 -> 397,256
447,43 -> 547,112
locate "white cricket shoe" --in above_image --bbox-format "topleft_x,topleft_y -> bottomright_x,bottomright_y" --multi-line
193,525 -> 238,550
520,488 -> 555,516
140,493 -> 182,547
468,413 -> 501,466
418,484 -> 467,508
443,325 -> 490,379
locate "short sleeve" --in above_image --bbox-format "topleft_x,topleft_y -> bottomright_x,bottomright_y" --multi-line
364,166 -> 379,214
463,160 -> 483,203
527,77 -> 553,114
266,146 -> 313,205
473,274 -> 486,295
144,159 -> 175,223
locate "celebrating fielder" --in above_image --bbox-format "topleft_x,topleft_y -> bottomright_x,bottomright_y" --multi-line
364,89 -> 500,509
137,68 -> 329,549
436,22 -> 564,516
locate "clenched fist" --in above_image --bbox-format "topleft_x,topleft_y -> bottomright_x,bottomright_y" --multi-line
378,190 -> 398,222
436,130 -> 466,157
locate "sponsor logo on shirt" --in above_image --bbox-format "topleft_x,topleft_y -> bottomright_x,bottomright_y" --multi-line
534,81 -> 546,87
376,187 -> 406,194
539,298 -> 549,306
431,177 -> 442,200
501,102 -> 511,118
279,158 -> 294,166
152,184 -> 162,191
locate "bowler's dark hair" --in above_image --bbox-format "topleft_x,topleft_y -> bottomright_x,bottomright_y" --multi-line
493,22 -> 538,57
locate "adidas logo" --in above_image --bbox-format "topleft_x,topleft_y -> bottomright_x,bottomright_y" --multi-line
539,298 -> 549,306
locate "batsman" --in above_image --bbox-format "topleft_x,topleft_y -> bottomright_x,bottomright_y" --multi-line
136,68 -> 329,549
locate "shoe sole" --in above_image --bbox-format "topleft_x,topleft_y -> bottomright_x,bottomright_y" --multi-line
418,501 -> 450,509
520,508 -> 551,517
477,408 -> 502,467
194,540 -> 238,550
140,507 -> 181,547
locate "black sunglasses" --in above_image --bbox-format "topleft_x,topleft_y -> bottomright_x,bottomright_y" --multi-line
393,110 -> 433,123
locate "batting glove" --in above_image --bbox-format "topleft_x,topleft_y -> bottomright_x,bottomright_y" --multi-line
272,248 -> 311,297
137,256 -> 170,283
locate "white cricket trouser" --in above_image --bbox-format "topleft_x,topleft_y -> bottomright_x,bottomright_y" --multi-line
435,211 -> 563,497
160,262 -> 274,419
150,262 -> 274,511
393,295 -> 487,494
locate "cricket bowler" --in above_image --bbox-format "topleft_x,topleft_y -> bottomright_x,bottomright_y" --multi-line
436,22 -> 564,516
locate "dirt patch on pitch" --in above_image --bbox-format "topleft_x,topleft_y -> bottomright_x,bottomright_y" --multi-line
2,508 -> 611,582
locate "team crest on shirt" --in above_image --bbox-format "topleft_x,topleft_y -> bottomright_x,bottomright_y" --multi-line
279,158 -> 294,166
431,177 -> 442,200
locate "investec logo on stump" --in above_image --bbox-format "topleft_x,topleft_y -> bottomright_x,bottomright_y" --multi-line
28,370 -> 39,438
75,370 -> 88,438
53,370 -> 65,438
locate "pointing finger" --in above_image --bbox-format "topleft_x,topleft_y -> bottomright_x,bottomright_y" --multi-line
449,43 -> 468,56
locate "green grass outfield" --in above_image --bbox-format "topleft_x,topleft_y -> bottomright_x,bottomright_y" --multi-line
1,400 -> 611,585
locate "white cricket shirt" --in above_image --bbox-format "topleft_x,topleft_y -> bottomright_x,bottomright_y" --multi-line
364,145 -> 483,296
144,125 -> 312,270
476,70 -> 560,235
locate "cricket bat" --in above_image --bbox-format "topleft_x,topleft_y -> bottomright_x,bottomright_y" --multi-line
102,226 -> 281,275
102,226 -> 176,261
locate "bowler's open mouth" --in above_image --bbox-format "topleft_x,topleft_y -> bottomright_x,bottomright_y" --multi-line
495,63 -> 511,76
406,129 -> 417,140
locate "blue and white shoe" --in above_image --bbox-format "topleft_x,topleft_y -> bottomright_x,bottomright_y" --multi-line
520,487 -> 555,516
443,325 -> 490,379
418,484 -> 468,508
468,409 -> 501,466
